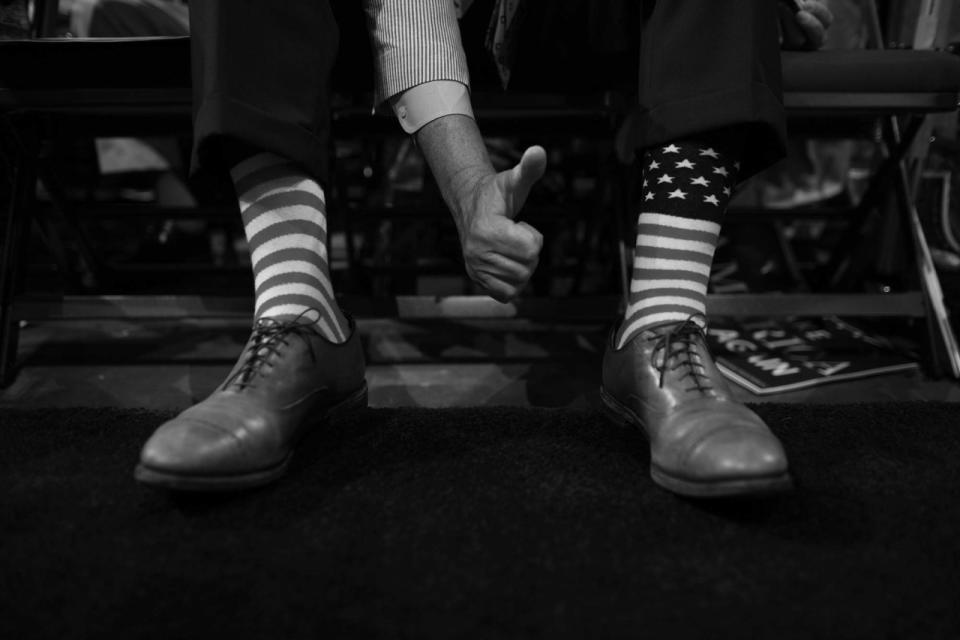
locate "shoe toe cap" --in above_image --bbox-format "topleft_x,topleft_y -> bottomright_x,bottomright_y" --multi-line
139,419 -> 244,474
687,426 -> 788,480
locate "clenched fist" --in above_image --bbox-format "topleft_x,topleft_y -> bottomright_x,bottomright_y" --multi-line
780,0 -> 833,50
457,146 -> 547,302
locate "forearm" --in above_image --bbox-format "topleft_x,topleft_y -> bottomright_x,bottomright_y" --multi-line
415,114 -> 496,235
363,0 -> 485,229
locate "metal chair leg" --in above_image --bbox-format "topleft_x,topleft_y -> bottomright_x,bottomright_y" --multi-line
896,156 -> 960,377
0,143 -> 34,387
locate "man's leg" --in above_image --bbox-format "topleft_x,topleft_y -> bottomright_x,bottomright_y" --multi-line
135,0 -> 366,491
616,132 -> 742,345
602,0 -> 791,498
230,152 -> 349,341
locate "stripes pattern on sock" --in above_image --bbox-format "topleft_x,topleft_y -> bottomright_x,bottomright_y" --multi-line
616,140 -> 741,349
231,152 -> 349,344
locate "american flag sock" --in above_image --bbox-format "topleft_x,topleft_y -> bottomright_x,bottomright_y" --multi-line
615,138 -> 742,349
231,152 -> 349,343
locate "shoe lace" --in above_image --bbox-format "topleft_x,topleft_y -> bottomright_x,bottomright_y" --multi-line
651,313 -> 714,393
223,309 -> 322,390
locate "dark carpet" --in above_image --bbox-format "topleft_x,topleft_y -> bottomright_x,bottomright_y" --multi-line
2,403 -> 960,639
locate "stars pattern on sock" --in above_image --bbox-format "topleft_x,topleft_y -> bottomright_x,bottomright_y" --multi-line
641,142 -> 740,217
619,137 -> 744,347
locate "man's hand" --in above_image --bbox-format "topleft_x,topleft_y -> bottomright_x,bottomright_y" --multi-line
780,0 -> 834,51
457,146 -> 547,302
416,113 -> 548,303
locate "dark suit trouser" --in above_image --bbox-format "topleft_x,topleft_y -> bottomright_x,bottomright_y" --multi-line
189,0 -> 786,185
633,0 -> 786,177
189,0 -> 339,185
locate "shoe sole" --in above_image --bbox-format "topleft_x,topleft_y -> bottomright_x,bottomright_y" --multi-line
599,387 -> 793,499
134,384 -> 368,492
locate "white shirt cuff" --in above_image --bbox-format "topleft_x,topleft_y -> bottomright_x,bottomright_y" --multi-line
389,80 -> 475,134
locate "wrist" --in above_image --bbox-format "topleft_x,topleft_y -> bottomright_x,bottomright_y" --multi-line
448,166 -> 495,234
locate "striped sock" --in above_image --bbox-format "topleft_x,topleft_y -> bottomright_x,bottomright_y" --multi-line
615,139 -> 741,348
231,152 -> 349,343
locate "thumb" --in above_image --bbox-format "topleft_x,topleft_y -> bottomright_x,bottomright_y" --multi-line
499,145 -> 547,219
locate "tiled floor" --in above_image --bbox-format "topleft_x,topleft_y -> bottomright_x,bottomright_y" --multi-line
3,315 -> 960,410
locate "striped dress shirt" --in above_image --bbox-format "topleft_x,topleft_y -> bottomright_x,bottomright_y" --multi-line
364,0 -> 471,104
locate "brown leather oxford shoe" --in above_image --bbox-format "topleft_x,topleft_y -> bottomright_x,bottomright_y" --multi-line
601,316 -> 791,498
136,313 -> 367,491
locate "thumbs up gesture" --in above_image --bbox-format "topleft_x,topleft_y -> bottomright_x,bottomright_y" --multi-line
457,145 -> 547,302
415,114 -> 547,303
